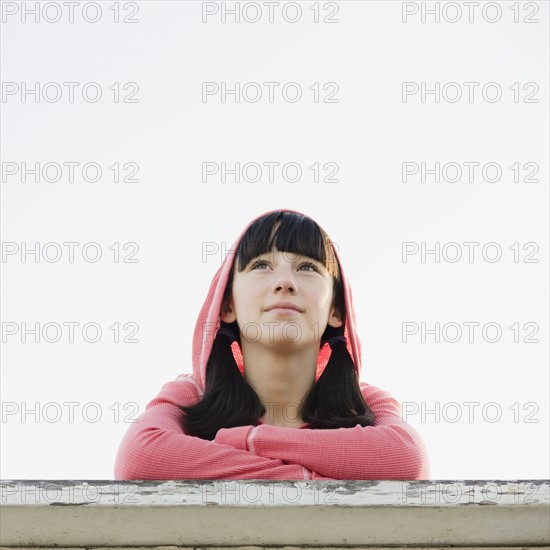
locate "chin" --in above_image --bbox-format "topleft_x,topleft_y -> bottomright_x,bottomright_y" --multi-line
263,337 -> 311,349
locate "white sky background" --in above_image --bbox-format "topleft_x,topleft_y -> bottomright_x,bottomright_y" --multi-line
1,0 -> 548,480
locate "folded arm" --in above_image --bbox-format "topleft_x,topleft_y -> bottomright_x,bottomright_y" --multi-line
214,384 -> 430,480
114,375 -> 332,480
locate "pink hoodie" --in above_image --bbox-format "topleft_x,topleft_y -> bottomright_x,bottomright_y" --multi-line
114,208 -> 430,480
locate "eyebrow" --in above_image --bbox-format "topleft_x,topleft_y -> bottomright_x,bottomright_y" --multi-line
254,253 -> 326,267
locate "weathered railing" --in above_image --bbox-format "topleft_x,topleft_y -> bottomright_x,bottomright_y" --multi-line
1,480 -> 549,548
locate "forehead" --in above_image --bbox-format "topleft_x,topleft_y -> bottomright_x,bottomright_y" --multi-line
233,214 -> 340,279
253,248 -> 321,262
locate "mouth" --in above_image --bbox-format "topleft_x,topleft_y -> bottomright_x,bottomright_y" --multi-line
266,307 -> 303,316
265,303 -> 304,313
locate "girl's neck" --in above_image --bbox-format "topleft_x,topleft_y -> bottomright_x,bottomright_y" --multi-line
242,343 -> 318,427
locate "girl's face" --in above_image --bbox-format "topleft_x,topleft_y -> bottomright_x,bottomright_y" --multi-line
221,248 -> 342,347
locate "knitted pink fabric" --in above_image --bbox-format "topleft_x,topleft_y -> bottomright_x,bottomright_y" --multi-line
114,208 -> 430,480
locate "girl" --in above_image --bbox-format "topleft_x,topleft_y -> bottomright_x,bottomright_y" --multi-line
114,208 -> 429,480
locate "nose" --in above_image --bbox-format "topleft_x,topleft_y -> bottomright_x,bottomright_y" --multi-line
272,266 -> 298,294
273,280 -> 296,293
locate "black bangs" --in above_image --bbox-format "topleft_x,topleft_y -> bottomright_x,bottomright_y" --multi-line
235,211 -> 339,278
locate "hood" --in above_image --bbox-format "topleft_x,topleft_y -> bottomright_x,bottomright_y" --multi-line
191,208 -> 362,396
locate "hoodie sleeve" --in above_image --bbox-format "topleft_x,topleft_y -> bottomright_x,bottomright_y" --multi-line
215,383 -> 430,480
113,374 -> 328,480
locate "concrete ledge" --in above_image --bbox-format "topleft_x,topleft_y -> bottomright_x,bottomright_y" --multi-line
1,548 -> 549,550
1,480 -> 549,547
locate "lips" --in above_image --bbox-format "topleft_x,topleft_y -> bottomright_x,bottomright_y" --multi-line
265,302 -> 304,313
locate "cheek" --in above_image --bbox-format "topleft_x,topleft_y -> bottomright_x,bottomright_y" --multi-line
310,284 -> 333,309
232,280 -> 258,313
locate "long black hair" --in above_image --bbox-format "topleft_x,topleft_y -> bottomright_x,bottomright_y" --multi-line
180,211 -> 375,440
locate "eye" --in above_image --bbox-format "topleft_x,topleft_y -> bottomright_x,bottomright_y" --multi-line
299,262 -> 319,272
250,260 -> 269,270
249,259 -> 321,272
